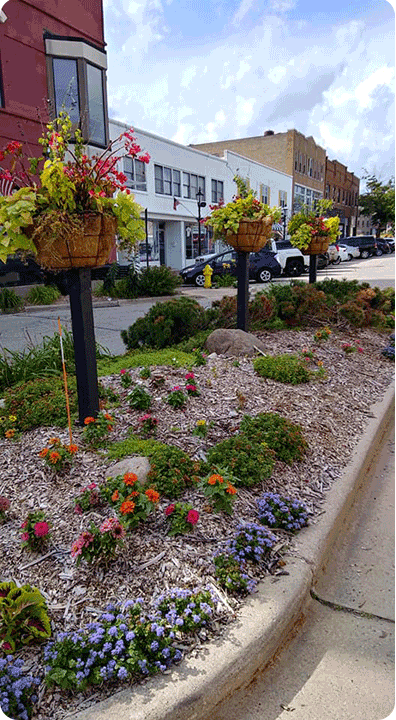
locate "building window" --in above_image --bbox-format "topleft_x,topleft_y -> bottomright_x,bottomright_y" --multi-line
308,158 -> 313,177
261,184 -> 270,204
155,164 -> 182,196
124,157 -> 147,191
45,34 -> 108,148
325,183 -> 330,199
211,179 -> 223,203
183,172 -> 205,200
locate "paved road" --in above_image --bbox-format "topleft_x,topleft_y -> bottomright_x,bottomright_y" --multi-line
0,254 -> 394,356
211,421 -> 395,720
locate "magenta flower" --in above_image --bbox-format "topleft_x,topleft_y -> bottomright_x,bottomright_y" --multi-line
33,521 -> 49,538
187,509 -> 199,525
165,504 -> 175,516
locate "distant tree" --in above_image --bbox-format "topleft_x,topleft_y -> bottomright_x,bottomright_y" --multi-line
359,175 -> 395,237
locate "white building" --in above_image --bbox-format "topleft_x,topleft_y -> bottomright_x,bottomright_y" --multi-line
109,119 -> 293,270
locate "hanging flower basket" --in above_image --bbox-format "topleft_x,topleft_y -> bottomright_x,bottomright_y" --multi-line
225,216 -> 274,253
301,236 -> 331,255
31,213 -> 117,270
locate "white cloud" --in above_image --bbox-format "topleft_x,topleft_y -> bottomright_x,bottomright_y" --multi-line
268,0 -> 296,11
355,66 -> 394,109
267,65 -> 287,84
231,0 -> 256,26
235,96 -> 256,128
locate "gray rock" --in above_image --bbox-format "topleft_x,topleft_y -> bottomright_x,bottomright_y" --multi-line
106,456 -> 151,485
205,328 -> 267,357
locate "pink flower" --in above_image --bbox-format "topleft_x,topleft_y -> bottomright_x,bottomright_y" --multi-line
186,384 -> 197,392
185,372 -> 195,380
74,504 -> 83,515
20,520 -> 28,529
165,504 -> 175,516
21,532 -> 29,542
120,369 -> 126,375
87,483 -> 97,490
187,509 -> 199,525
358,347 -> 363,353
34,521 -> 49,538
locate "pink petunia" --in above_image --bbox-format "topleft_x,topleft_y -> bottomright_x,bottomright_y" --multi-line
165,504 -> 175,516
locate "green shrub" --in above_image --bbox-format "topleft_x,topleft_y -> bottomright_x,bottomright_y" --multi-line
4,376 -> 78,431
121,297 -> 211,350
211,295 -> 237,328
138,265 -> 181,296
0,581 -> 51,653
0,288 -> 24,313
214,273 -> 237,288
107,434 -> 162,460
207,434 -> 275,487
249,291 -> 276,328
25,284 -> 61,305
253,354 -> 311,384
239,412 -> 308,464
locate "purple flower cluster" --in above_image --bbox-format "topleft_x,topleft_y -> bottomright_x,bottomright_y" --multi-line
256,492 -> 309,532
44,590 -> 216,693
0,655 -> 40,720
226,522 -> 277,565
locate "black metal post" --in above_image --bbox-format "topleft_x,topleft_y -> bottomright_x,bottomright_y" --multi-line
144,208 -> 149,269
197,202 -> 202,256
309,254 -> 317,283
236,251 -> 250,331
283,208 -> 287,240
67,268 -> 100,424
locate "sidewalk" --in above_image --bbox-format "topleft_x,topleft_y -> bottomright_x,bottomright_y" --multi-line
68,382 -> 395,720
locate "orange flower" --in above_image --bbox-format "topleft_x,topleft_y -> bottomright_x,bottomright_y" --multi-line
104,413 -> 113,421
84,417 -> 96,425
111,490 -> 119,502
226,484 -> 237,495
124,473 -> 138,486
145,489 -> 160,503
107,425 -> 113,432
120,500 -> 135,515
5,429 -> 15,439
68,444 -> 78,454
49,451 -> 61,464
39,447 -> 49,457
49,437 -> 60,445
208,474 -> 224,485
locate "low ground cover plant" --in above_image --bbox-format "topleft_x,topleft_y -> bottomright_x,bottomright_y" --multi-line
239,413 -> 308,464
73,483 -> 103,514
0,496 -> 10,522
198,471 -> 237,514
167,385 -> 187,409
101,472 -> 160,531
128,386 -> 152,411
71,518 -> 126,566
82,412 -> 114,448
164,502 -> 200,535
4,376 -> 78,431
253,353 -> 312,384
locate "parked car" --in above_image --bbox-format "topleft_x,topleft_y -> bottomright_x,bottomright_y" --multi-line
179,248 -> 281,286
339,243 -> 360,260
375,238 -> 392,256
340,235 -> 377,259
0,253 -> 114,294
386,238 -> 395,252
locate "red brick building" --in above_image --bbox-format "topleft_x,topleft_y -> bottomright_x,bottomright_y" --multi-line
0,0 -> 109,171
324,158 -> 360,237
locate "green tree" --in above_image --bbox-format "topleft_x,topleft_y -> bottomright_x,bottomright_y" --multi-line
359,175 -> 395,237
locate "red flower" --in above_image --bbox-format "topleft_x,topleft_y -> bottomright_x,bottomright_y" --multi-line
187,509 -> 199,525
165,504 -> 175,516
34,521 -> 49,538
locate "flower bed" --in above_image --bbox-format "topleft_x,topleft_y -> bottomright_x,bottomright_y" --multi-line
0,326 -> 393,719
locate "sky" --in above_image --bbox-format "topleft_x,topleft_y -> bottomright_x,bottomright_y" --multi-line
103,0 -> 395,187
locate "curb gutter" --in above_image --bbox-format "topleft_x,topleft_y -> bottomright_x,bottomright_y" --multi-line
67,383 -> 395,720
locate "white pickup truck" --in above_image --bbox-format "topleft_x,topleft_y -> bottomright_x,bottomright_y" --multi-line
269,239 -> 309,277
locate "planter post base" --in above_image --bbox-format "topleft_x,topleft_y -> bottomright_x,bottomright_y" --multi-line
68,268 -> 100,424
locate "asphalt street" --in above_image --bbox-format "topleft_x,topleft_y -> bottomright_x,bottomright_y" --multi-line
0,254 -> 394,357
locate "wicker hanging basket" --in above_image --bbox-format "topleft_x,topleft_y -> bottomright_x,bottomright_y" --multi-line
301,236 -> 331,255
32,213 -> 117,270
225,216 -> 274,253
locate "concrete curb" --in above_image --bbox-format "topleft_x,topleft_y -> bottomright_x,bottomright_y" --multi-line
67,383 -> 395,720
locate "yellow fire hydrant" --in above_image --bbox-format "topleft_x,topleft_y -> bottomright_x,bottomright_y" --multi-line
203,264 -> 213,288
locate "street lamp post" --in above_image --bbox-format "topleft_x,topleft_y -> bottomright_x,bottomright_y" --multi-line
282,207 -> 288,240
196,189 -> 206,256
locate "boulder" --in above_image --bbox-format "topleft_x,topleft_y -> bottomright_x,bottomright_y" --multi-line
105,456 -> 151,485
204,328 -> 267,357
